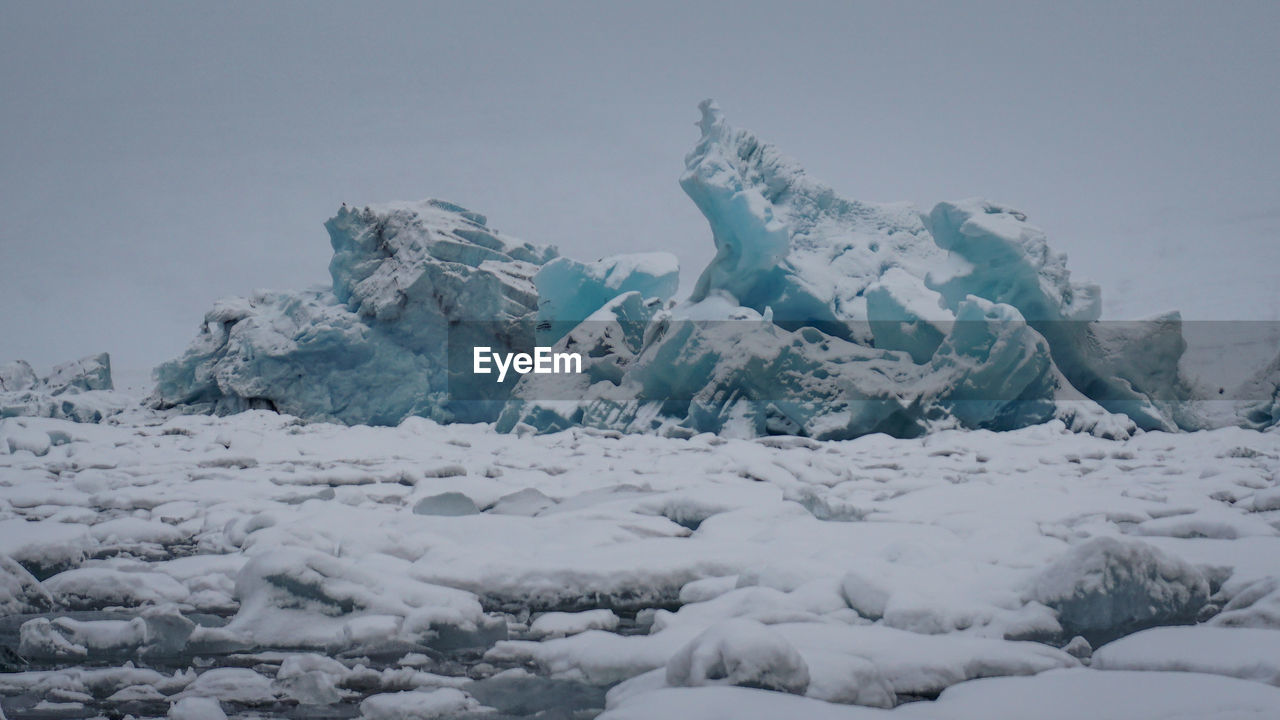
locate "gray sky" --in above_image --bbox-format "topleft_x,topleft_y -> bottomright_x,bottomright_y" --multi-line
2,0 -> 1278,381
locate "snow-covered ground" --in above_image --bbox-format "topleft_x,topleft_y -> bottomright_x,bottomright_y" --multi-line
2,404 -> 1278,718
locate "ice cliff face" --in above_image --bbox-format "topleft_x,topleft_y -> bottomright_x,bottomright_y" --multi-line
155,102 -> 1254,437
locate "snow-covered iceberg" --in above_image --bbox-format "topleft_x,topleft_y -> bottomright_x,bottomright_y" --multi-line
153,201 -> 556,425
156,101 -> 1243,438
0,352 -> 130,423
508,101 -> 1201,438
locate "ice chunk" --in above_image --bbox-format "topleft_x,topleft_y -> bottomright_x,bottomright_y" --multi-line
0,517 -> 94,578
534,253 -> 679,345
228,548 -> 500,651
1,354 -> 127,423
4,425 -> 51,456
925,200 -> 1192,430
1211,577 -> 1280,629
577,305 -> 925,439
176,668 -> 278,705
151,102 -> 1216,439
1030,536 -> 1209,644
838,570 -> 890,621
358,688 -> 483,720
487,488 -> 557,516
275,653 -> 348,705
497,290 -> 662,434
154,200 -> 557,425
529,609 -> 620,640
665,619 -> 809,695
0,555 -> 54,614
413,492 -> 480,517
1239,350 -> 1280,430
168,696 -> 228,720
44,567 -> 190,609
44,352 -> 113,394
0,361 -> 38,392
19,616 -> 149,659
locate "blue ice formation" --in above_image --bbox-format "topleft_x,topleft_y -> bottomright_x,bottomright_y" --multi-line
533,253 -> 679,345
157,101 -> 1236,437
503,101 -> 1197,438
153,201 -> 557,424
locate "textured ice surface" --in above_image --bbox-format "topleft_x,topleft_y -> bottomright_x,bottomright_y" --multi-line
143,102 -> 1253,438
512,102 -> 1205,437
153,200 -> 556,425
680,102 -> 940,338
533,253 -> 679,345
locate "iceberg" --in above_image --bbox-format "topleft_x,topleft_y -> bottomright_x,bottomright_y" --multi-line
0,352 -> 129,423
522,102 -> 1193,438
155,101 -> 1226,439
153,200 -> 557,425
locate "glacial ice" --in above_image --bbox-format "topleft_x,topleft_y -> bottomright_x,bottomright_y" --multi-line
533,253 -> 679,345
0,353 -> 129,423
153,200 -> 557,425
148,101 -> 1267,440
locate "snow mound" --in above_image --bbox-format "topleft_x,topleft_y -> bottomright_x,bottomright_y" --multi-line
904,668 -> 1280,720
1092,625 -> 1280,686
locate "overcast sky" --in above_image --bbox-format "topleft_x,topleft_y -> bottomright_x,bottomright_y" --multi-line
2,0 -> 1278,380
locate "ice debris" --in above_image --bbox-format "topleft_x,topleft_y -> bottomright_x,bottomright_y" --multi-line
155,102 -> 1262,438
1,353 -> 129,423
